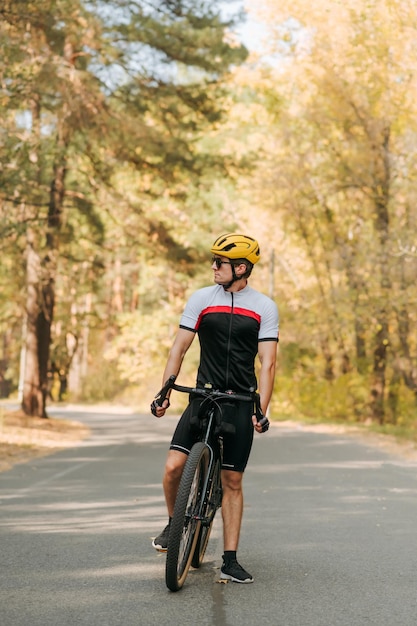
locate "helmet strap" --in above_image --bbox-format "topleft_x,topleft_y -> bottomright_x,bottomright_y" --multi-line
222,264 -> 242,290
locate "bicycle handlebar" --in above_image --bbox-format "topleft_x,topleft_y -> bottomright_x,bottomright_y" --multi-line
151,375 -> 269,431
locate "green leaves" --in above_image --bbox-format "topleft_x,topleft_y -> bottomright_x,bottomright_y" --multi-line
0,0 -> 249,412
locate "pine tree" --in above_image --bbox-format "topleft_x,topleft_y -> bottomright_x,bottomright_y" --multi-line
0,0 -> 247,416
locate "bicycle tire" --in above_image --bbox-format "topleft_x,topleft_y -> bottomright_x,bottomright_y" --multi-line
191,457 -> 222,569
166,442 -> 210,591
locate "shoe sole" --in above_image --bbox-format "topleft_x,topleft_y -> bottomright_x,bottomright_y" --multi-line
152,540 -> 168,552
220,573 -> 254,584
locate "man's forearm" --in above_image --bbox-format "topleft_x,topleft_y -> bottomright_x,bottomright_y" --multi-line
258,361 -> 276,414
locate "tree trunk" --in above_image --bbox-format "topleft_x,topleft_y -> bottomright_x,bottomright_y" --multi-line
395,304 -> 417,395
370,316 -> 389,424
369,125 -> 391,423
354,318 -> 367,373
37,276 -> 55,415
22,232 -> 45,416
321,336 -> 334,381
387,365 -> 401,424
21,138 -> 67,417
394,241 -> 417,397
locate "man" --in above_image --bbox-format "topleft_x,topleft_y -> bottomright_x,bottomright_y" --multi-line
151,233 -> 279,583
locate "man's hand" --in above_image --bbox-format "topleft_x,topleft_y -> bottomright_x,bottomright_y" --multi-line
151,398 -> 170,418
252,412 -> 270,434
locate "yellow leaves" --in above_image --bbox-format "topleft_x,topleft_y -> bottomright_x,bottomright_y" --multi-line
245,0 -> 417,147
245,0 -> 417,104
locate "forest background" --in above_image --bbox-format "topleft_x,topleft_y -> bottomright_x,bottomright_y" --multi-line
1,0 -> 416,444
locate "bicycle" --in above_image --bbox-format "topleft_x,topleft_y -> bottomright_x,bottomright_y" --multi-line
152,374 -> 267,592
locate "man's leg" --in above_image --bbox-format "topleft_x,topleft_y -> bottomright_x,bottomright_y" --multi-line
221,469 -> 244,550
163,449 -> 188,516
152,449 -> 187,551
220,469 -> 253,583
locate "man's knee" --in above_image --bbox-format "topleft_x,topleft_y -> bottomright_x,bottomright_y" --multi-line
164,451 -> 187,481
221,470 -> 243,492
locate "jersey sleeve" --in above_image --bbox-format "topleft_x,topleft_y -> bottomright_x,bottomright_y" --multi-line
179,289 -> 207,332
259,299 -> 279,342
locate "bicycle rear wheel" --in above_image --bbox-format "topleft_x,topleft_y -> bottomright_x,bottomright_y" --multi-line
166,442 -> 209,591
191,457 -> 222,569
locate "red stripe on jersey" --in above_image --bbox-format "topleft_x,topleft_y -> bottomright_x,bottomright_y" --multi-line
195,305 -> 261,330
234,307 -> 261,323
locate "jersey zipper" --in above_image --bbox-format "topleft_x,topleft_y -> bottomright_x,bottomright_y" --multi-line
225,292 -> 234,389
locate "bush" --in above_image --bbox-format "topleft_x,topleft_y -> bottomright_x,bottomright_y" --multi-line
76,359 -> 128,403
273,372 -> 371,423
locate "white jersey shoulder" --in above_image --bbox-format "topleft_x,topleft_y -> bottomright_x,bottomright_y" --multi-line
180,284 -> 279,340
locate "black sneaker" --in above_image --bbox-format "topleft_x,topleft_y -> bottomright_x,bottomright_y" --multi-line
220,557 -> 254,584
152,522 -> 170,552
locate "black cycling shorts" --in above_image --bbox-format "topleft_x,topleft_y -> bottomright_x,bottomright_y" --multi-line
169,396 -> 254,473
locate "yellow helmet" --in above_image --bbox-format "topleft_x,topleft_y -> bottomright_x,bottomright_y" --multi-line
210,233 -> 261,265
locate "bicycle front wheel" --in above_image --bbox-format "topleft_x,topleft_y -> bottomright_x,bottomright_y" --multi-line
191,456 -> 222,569
166,442 -> 210,591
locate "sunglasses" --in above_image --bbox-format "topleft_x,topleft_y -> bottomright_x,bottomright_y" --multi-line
212,256 -> 232,269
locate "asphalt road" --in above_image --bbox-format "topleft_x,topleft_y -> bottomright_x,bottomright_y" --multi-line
1,405 -> 417,626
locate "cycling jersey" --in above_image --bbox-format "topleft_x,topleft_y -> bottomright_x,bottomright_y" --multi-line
179,284 -> 279,393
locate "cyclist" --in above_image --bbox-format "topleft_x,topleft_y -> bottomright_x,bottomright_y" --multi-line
152,233 -> 279,584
